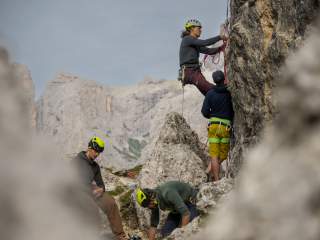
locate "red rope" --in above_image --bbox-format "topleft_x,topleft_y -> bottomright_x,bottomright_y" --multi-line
213,52 -> 221,65
223,39 -> 228,84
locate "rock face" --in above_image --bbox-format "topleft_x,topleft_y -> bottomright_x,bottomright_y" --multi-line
37,74 -> 207,169
196,22 -> 320,240
0,48 -> 100,240
165,178 -> 234,240
135,112 -> 209,230
196,178 -> 234,213
12,63 -> 36,129
138,112 -> 209,189
228,0 -> 320,174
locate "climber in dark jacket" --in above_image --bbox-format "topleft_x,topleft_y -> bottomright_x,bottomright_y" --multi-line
179,19 -> 227,95
201,70 -> 234,181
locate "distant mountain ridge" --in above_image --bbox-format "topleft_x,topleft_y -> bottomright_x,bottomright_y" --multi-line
35,72 -> 208,169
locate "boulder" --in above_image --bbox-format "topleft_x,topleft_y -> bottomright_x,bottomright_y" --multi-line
138,112 -> 209,189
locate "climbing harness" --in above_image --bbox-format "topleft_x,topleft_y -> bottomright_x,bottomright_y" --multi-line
207,118 -> 231,144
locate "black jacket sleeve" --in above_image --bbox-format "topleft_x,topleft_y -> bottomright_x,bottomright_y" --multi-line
94,166 -> 106,191
199,46 -> 221,55
186,35 -> 221,47
201,93 -> 212,119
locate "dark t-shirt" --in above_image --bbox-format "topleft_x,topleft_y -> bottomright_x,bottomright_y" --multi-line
179,35 -> 221,66
201,85 -> 234,121
73,151 -> 105,192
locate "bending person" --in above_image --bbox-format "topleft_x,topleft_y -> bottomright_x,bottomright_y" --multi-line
179,19 -> 227,95
136,181 -> 198,239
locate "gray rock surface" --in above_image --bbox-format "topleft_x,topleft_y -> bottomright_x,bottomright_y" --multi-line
227,0 -> 320,174
37,74 -> 207,169
0,48 -> 101,240
165,178 -> 234,240
12,63 -> 36,129
195,21 -> 320,240
138,112 -> 209,189
166,217 -> 201,240
196,178 -> 234,213
135,112 -> 209,230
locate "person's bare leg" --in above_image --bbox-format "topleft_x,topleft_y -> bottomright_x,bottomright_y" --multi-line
205,162 -> 212,181
211,157 -> 220,181
206,162 -> 211,174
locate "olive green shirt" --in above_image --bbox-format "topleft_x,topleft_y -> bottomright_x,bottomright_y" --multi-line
150,181 -> 196,227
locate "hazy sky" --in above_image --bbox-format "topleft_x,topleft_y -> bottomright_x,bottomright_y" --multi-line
0,0 -> 227,96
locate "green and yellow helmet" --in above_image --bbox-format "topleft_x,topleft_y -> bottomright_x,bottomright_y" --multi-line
88,136 -> 105,153
185,19 -> 202,30
136,188 -> 154,208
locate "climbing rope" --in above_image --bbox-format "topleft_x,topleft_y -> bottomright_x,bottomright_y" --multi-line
222,33 -> 229,84
225,0 -> 232,177
224,0 -> 230,84
202,0 -> 230,84
181,85 -> 185,117
226,0 -> 230,20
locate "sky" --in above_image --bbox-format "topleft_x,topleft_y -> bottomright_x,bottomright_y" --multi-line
0,0 -> 228,97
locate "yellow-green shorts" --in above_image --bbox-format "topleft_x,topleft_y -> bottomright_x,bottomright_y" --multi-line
208,123 -> 231,162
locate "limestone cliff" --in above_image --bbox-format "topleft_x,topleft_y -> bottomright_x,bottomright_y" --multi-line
196,21 -> 320,240
228,0 -> 320,174
36,74 -> 207,169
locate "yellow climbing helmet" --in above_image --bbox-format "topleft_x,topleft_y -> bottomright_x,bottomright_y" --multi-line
136,188 -> 148,207
88,136 -> 105,153
136,188 -> 156,208
185,19 -> 202,30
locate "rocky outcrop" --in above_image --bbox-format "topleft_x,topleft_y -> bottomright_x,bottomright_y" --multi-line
138,112 -> 209,189
228,0 -> 320,174
136,112 -> 208,230
195,21 -> 320,240
160,178 -> 234,240
37,74 -> 207,169
196,178 -> 234,213
135,113 -> 235,236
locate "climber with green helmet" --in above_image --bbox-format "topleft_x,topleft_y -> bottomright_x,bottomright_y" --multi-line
179,19 -> 228,95
136,181 -> 198,240
73,136 -> 126,240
